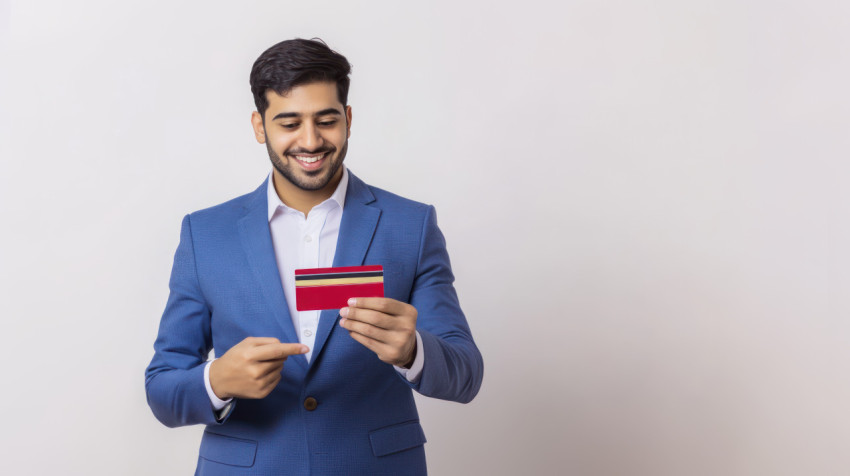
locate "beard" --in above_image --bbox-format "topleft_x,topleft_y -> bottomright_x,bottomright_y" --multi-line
265,138 -> 348,192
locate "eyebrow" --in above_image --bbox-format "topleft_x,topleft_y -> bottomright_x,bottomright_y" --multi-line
271,108 -> 342,121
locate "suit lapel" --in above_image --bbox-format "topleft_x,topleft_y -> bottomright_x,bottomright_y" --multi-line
237,182 -> 308,371
309,172 -> 381,368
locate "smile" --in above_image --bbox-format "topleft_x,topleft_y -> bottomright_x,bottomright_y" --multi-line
289,152 -> 330,171
294,153 -> 325,163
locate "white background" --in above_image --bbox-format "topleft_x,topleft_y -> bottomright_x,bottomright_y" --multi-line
1,1 -> 849,475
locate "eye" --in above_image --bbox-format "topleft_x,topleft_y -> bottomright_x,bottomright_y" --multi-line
281,123 -> 299,130
318,120 -> 337,127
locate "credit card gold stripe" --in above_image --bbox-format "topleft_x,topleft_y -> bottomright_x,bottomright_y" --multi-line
296,271 -> 383,280
295,276 -> 384,287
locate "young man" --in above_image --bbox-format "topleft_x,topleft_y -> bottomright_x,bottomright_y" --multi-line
145,38 -> 483,475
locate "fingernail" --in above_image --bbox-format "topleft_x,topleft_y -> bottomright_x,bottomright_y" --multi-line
339,318 -> 346,327
301,345 -> 309,353
340,307 -> 349,317
348,298 -> 356,307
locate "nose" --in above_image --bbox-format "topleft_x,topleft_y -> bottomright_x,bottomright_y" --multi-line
299,122 -> 323,152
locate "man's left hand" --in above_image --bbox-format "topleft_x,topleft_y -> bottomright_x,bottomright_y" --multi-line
339,297 -> 417,368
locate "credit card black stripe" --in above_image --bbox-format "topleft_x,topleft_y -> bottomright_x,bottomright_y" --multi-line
296,271 -> 384,281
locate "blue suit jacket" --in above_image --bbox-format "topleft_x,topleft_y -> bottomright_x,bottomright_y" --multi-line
145,172 -> 484,475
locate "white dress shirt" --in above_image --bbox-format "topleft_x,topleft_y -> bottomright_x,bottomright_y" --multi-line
204,167 -> 423,412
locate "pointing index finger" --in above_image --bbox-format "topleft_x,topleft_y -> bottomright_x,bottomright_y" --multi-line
252,342 -> 309,361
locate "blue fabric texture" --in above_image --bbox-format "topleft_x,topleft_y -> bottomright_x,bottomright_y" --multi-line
145,171 -> 483,475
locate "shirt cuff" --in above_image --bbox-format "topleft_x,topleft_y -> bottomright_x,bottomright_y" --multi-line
394,331 -> 424,383
204,360 -> 233,410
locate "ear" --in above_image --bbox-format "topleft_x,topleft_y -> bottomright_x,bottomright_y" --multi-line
345,105 -> 353,139
251,111 -> 266,144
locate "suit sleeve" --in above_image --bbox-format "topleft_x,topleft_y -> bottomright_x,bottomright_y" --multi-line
145,214 -> 229,427
406,206 -> 484,403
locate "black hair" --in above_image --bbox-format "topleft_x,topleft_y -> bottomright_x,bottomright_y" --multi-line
250,38 -> 352,116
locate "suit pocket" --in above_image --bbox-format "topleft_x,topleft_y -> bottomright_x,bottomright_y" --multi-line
199,431 -> 257,467
369,420 -> 427,457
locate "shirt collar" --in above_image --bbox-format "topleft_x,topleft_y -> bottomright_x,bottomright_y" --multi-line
267,166 -> 349,222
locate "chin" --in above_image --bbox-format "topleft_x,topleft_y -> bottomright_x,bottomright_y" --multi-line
290,167 -> 340,191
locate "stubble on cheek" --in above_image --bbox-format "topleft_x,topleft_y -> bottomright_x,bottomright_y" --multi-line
265,138 -> 288,176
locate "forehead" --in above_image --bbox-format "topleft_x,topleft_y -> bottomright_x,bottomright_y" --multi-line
264,81 -> 343,118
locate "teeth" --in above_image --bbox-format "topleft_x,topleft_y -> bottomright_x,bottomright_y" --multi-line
295,154 -> 323,163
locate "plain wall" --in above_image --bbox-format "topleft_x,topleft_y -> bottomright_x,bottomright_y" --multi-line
1,0 -> 849,474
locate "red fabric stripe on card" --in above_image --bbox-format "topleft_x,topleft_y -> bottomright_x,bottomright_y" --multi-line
295,282 -> 385,311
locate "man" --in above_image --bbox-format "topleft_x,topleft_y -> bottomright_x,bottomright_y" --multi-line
145,38 -> 483,475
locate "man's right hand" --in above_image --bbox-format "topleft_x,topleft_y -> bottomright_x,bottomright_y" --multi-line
209,337 -> 308,400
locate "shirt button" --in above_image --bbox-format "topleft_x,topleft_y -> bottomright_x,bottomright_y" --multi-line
304,397 -> 318,411
304,235 -> 312,242
303,329 -> 313,337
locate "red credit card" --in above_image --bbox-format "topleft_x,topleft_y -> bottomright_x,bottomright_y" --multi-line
295,265 -> 384,311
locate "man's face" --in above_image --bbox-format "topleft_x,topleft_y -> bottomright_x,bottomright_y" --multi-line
252,81 -> 352,194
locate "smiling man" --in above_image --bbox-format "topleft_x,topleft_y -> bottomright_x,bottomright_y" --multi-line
256,83 -> 351,199
145,38 -> 483,475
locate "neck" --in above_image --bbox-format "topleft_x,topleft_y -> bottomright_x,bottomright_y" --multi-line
272,169 -> 343,216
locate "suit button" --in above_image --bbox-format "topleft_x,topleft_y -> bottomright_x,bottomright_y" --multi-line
304,397 -> 318,411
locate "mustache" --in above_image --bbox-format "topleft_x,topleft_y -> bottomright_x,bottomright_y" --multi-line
286,146 -> 336,155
